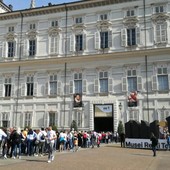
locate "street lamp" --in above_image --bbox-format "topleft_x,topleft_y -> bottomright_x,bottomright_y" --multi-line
119,102 -> 123,120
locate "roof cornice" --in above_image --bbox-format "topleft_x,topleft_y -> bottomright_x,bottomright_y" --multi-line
0,0 -> 139,20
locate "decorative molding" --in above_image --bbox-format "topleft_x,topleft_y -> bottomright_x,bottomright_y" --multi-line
26,30 -> 37,39
96,66 -> 111,71
48,27 -> 62,36
96,20 -> 112,30
5,33 -> 17,41
123,16 -> 138,27
72,23 -> 86,32
2,73 -> 14,77
151,13 -> 169,23
71,68 -> 84,72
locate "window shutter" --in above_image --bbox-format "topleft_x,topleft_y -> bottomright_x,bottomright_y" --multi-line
57,36 -> 59,54
69,80 -> 74,94
44,112 -> 49,127
137,76 -> 142,91
121,29 -> 127,47
55,112 -> 58,126
11,84 -> 15,97
33,82 -> 38,96
83,33 -> 86,50
152,75 -> 158,91
94,79 -> 99,93
13,41 -> 16,57
0,42 -> 3,58
57,81 -> 62,96
20,112 -> 24,128
23,39 -> 28,57
83,79 -> 87,94
108,78 -> 113,93
95,32 -> 100,49
136,27 -> 140,45
45,82 -> 49,96
0,84 -> 4,97
108,31 -> 112,48
122,77 -> 127,92
168,74 -> 170,90
2,42 -> 6,58
70,35 -> 75,52
0,112 -> 2,127
21,83 -> 26,96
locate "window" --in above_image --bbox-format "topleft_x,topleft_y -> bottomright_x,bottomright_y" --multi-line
100,14 -> 107,20
50,35 -> 58,54
127,69 -> 137,92
29,23 -> 36,30
126,9 -> 135,17
76,34 -> 83,51
99,71 -> 108,93
51,20 -> 58,27
100,32 -> 108,49
155,5 -> 164,13
74,73 -> 82,94
8,26 -> 14,32
160,110 -> 170,121
75,17 -> 82,24
49,111 -> 56,126
50,75 -> 57,95
129,110 -> 138,121
29,40 -> 36,56
2,112 -> 9,128
156,23 -> 167,43
25,112 -> 32,127
73,111 -> 82,127
127,28 -> 136,46
8,41 -> 15,57
27,76 -> 34,96
157,67 -> 168,91
4,78 -> 11,97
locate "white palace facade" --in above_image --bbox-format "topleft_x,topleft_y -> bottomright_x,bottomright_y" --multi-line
0,0 -> 170,132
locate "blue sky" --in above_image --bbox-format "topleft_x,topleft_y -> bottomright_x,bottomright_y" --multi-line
4,0 -> 80,10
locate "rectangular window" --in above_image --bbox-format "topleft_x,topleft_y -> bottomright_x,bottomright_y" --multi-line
127,69 -> 137,92
27,76 -> 34,96
127,28 -> 136,46
157,67 -> 168,91
129,110 -> 138,121
8,41 -> 15,57
155,6 -> 164,13
76,34 -> 83,51
8,26 -> 14,32
49,112 -> 55,126
100,14 -> 107,20
99,71 -> 108,93
156,24 -> 167,43
75,17 -> 82,24
50,75 -> 57,95
4,78 -> 12,97
126,10 -> 135,16
100,32 -> 108,49
51,20 -> 58,27
50,36 -> 58,54
29,40 -> 36,56
29,23 -> 36,30
74,73 -> 82,94
25,112 -> 32,127
2,112 -> 9,128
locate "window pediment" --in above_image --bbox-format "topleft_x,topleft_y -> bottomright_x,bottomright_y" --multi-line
48,27 -> 61,36
96,20 -> 112,30
72,23 -> 86,31
5,33 -> 17,41
26,30 -> 37,39
151,13 -> 169,23
123,17 -> 138,27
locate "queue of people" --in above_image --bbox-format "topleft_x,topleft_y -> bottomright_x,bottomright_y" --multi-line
0,127 -> 117,163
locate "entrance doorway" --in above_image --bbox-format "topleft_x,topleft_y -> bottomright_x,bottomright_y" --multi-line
94,104 -> 114,132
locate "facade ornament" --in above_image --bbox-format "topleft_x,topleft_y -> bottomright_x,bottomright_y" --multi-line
72,23 -> 86,32
48,27 -> 61,36
96,20 -> 112,30
5,32 -> 17,41
151,13 -> 169,23
123,16 -> 138,27
26,30 -> 37,39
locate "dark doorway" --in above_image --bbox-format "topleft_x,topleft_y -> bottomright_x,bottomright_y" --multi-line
94,104 -> 114,132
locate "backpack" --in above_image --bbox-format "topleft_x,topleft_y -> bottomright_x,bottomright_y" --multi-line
41,134 -> 45,140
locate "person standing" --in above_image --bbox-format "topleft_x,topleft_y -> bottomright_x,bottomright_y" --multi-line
150,133 -> 158,157
46,126 -> 57,163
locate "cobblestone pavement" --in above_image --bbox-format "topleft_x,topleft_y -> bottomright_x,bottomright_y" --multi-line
0,143 -> 170,170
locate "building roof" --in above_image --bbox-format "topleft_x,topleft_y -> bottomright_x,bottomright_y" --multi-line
0,0 -> 12,13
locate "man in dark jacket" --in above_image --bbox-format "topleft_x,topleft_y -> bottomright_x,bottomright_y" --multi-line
150,133 -> 158,157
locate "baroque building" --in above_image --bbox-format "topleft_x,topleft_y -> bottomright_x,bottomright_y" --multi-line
0,0 -> 170,132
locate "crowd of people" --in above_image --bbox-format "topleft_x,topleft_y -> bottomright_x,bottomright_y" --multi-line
0,127 -> 118,163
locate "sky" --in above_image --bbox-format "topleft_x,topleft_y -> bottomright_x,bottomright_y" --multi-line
4,0 -> 80,10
